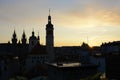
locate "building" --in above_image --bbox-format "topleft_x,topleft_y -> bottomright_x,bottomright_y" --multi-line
0,12 -> 54,79
106,54 -> 120,79
47,62 -> 98,80
46,10 -> 54,62
0,11 -> 108,80
101,41 -> 120,55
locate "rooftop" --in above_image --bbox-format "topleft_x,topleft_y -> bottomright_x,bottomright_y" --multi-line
47,62 -> 98,68
53,62 -> 81,67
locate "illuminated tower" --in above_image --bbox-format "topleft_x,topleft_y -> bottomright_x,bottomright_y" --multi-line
12,30 -> 17,45
46,10 -> 54,62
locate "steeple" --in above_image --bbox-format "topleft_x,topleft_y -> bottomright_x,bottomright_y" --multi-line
38,31 -> 39,39
22,30 -> 25,37
13,30 -> 16,38
37,31 -> 40,44
32,29 -> 35,36
12,30 -> 17,45
48,9 -> 51,24
46,9 -> 54,62
21,30 -> 27,44
29,29 -> 38,52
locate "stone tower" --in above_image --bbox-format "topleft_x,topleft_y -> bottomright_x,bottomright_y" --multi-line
46,10 -> 54,62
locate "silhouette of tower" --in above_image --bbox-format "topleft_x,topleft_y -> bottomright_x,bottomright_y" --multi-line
21,30 -> 27,45
12,30 -> 17,45
46,10 -> 54,62
37,32 -> 40,44
29,30 -> 38,52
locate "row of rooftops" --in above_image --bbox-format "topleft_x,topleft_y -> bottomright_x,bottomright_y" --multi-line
47,62 -> 98,68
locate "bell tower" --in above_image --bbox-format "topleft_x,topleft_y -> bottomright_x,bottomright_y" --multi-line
46,10 -> 54,62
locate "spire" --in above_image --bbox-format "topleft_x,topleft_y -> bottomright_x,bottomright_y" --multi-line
22,30 -> 25,37
46,9 -> 54,62
32,29 -> 35,36
38,31 -> 40,40
23,29 -> 25,34
12,30 -> 17,45
14,29 -> 15,34
37,31 -> 40,44
48,9 -> 51,24
13,30 -> 16,37
22,30 -> 27,44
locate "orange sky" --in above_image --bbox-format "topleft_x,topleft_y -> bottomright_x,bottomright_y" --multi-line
0,0 -> 120,47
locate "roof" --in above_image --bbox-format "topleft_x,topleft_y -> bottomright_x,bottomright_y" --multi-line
0,43 -> 28,56
47,62 -> 98,68
52,62 -> 81,67
29,36 -> 37,40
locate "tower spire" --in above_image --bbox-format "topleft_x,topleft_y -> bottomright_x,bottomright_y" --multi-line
46,10 -> 54,62
37,31 -> 40,44
12,30 -> 17,45
13,29 -> 16,35
32,28 -> 35,36
23,29 -> 25,35
48,9 -> 51,24
49,9 -> 50,16
21,30 -> 27,44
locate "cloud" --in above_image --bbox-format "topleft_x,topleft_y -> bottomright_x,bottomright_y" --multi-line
0,0 -> 120,46
55,5 -> 120,28
0,0 -> 120,27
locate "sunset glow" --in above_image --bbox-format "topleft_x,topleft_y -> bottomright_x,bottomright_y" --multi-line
0,0 -> 120,47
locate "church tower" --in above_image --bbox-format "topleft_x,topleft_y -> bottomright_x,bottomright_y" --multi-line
12,30 -> 17,45
29,30 -> 38,52
46,10 -> 54,62
21,30 -> 27,45
37,32 -> 40,44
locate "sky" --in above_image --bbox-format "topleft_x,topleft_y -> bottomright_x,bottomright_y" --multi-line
0,0 -> 120,47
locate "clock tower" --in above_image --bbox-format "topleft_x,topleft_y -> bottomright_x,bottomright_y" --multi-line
46,10 -> 54,62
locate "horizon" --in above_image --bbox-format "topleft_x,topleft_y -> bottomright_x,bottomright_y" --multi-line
0,0 -> 120,47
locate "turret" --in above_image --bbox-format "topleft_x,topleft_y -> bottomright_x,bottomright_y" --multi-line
37,32 -> 40,44
46,10 -> 54,62
21,30 -> 27,45
12,30 -> 17,45
29,30 -> 38,52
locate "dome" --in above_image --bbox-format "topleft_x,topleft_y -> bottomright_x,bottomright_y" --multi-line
29,31 -> 38,40
29,36 -> 37,40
